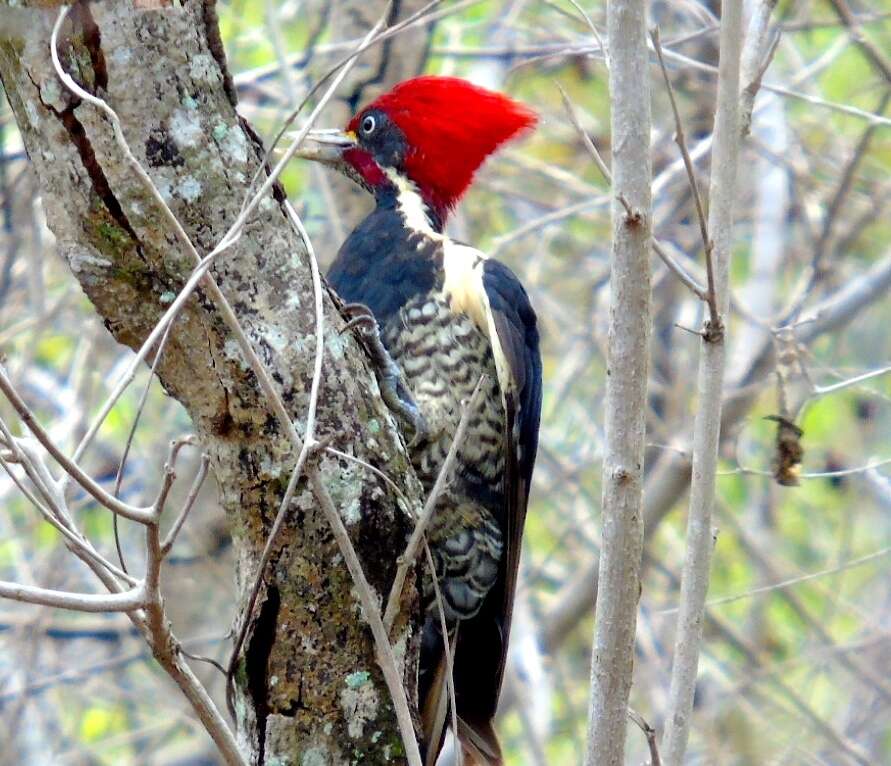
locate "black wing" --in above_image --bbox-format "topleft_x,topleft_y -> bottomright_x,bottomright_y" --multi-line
481,257 -> 542,709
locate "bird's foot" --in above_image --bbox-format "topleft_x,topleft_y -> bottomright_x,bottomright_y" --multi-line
342,303 -> 429,447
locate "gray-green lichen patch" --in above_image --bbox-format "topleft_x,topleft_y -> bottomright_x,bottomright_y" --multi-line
325,330 -> 347,362
318,456 -> 362,525
189,53 -> 218,82
170,108 -> 202,148
300,746 -> 329,766
176,176 -> 202,202
222,125 -> 248,164
38,77 -> 63,111
345,670 -> 371,689
23,99 -> 41,129
68,247 -> 112,275
109,45 -> 132,67
340,676 -> 380,739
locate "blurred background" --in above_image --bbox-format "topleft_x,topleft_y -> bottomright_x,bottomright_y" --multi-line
2,0 -> 890,763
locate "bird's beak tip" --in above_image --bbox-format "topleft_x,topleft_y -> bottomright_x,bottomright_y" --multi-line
273,128 -> 357,163
305,128 -> 357,147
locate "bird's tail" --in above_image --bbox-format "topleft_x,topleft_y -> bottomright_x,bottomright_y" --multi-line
421,648 -> 503,766
456,716 -> 503,766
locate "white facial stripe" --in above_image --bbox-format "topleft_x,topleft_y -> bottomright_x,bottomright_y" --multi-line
385,168 -> 436,235
441,242 -> 514,401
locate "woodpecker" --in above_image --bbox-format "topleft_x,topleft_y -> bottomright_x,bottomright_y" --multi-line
300,76 -> 542,765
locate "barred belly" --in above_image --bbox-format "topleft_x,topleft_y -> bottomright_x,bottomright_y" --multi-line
383,293 -> 506,623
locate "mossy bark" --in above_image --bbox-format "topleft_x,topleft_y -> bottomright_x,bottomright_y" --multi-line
0,2 -> 423,763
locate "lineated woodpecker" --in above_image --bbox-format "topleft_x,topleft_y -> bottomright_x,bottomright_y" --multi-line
299,76 -> 542,765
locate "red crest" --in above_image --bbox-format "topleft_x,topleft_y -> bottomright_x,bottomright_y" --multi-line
347,76 -> 537,220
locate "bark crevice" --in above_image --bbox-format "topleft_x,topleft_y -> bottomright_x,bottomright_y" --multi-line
246,585 -> 281,764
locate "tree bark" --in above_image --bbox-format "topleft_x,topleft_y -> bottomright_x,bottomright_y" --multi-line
0,3 -> 423,764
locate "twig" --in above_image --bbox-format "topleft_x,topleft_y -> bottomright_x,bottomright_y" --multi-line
382,376 -> 486,632
811,364 -> 891,396
325,446 -> 411,508
0,436 -> 134,586
556,83 -> 612,183
564,0 -> 607,70
308,467 -> 423,766
658,546 -> 891,614
826,0 -> 891,85
650,28 -> 719,328
162,453 -> 211,555
0,581 -> 144,613
0,363 -> 155,524
224,196 -> 331,716
112,318 -> 176,573
557,82 -> 710,302
627,708 -> 661,766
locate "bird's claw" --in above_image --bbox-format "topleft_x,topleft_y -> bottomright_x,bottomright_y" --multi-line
341,303 -> 378,335
379,371 -> 430,447
341,303 -> 428,446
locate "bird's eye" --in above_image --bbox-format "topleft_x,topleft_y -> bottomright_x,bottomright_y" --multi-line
361,115 -> 376,135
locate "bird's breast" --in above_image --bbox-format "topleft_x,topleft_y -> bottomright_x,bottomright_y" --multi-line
382,290 -> 505,501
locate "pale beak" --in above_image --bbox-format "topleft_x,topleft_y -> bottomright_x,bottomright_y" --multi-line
285,128 -> 357,167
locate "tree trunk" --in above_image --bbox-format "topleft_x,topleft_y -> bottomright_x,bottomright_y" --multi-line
0,2 -> 423,764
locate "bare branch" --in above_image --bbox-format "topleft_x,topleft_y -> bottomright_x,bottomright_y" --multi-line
0,363 -> 156,524
658,546 -> 891,614
628,707 -> 661,766
661,2 -> 745,763
383,375 -> 486,632
583,0 -> 653,762
0,581 -> 144,613
650,27 -> 719,327
162,453 -> 211,555
308,466 -> 423,766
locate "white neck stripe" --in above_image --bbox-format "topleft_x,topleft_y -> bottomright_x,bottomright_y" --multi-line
384,168 -> 437,236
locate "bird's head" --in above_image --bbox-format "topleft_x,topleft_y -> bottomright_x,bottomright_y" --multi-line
299,76 -> 536,226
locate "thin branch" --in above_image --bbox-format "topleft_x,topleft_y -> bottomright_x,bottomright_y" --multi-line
308,467 -> 423,766
658,546 -> 891,614
324,446 -> 412,508
650,27 -> 719,327
0,363 -> 156,524
557,82 -> 709,302
728,455 -> 891,480
161,453 -> 211,555
0,581 -> 144,613
0,448 -> 134,586
628,707 -> 661,766
564,0 -> 607,70
826,0 -> 891,84
223,195 -> 330,716
113,318 -> 176,573
812,364 -> 891,396
660,1 -> 746,763
382,375 -> 486,632
739,0 -> 781,136
556,83 -> 612,185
